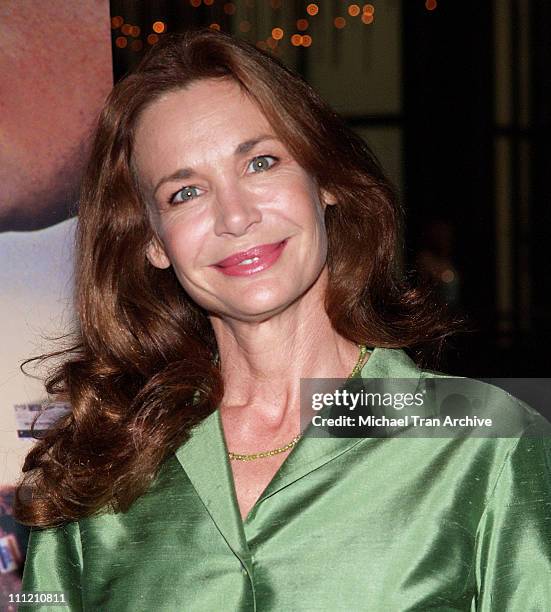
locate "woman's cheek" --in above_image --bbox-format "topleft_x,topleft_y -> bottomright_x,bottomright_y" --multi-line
168,222 -> 207,268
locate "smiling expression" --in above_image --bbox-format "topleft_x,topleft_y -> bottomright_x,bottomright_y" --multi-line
132,77 -> 335,322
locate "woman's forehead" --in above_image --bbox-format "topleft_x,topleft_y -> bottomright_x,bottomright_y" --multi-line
132,79 -> 279,174
137,78 -> 271,137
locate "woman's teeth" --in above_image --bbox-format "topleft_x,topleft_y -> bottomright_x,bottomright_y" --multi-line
238,256 -> 260,266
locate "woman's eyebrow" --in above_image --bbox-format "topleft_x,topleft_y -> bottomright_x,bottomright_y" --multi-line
234,134 -> 277,156
152,134 -> 279,197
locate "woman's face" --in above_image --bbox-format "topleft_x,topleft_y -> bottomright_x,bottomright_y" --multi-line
133,77 -> 335,322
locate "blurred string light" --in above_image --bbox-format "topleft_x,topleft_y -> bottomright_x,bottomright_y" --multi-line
306,4 -> 319,16
360,4 -> 375,24
290,34 -> 312,48
112,17 -> 146,50
112,0 -> 442,56
330,3 -> 375,29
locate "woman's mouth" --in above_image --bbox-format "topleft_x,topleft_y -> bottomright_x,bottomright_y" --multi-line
212,239 -> 288,277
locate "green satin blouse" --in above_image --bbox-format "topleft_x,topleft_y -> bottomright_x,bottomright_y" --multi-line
20,348 -> 551,611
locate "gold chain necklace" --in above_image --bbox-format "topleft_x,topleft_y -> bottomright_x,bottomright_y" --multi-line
226,344 -> 369,461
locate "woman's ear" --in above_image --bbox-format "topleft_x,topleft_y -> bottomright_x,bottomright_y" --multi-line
146,236 -> 171,269
320,188 -> 338,208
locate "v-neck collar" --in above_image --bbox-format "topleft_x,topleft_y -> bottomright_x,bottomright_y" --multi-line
174,347 -> 423,566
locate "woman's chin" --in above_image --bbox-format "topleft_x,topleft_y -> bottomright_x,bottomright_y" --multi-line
207,272 -> 325,322
208,294 -> 297,323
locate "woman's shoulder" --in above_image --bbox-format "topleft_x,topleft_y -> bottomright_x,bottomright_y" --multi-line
364,346 -> 551,440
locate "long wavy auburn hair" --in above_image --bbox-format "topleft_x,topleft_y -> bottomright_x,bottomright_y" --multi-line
14,28 -> 460,528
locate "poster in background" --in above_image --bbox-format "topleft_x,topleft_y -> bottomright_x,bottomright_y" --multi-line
0,0 -> 112,596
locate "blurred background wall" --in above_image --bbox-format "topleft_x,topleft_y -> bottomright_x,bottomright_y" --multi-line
110,0 -> 551,377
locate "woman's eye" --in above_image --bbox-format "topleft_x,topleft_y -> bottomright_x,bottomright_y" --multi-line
170,185 -> 202,204
248,155 -> 278,173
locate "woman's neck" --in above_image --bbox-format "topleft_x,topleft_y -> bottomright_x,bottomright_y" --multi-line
209,297 -> 365,434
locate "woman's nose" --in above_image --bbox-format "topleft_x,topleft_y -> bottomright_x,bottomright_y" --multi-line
212,183 -> 262,237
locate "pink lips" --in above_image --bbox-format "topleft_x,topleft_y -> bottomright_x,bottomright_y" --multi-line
212,239 -> 288,277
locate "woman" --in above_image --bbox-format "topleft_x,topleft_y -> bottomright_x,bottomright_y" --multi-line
15,29 -> 551,611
